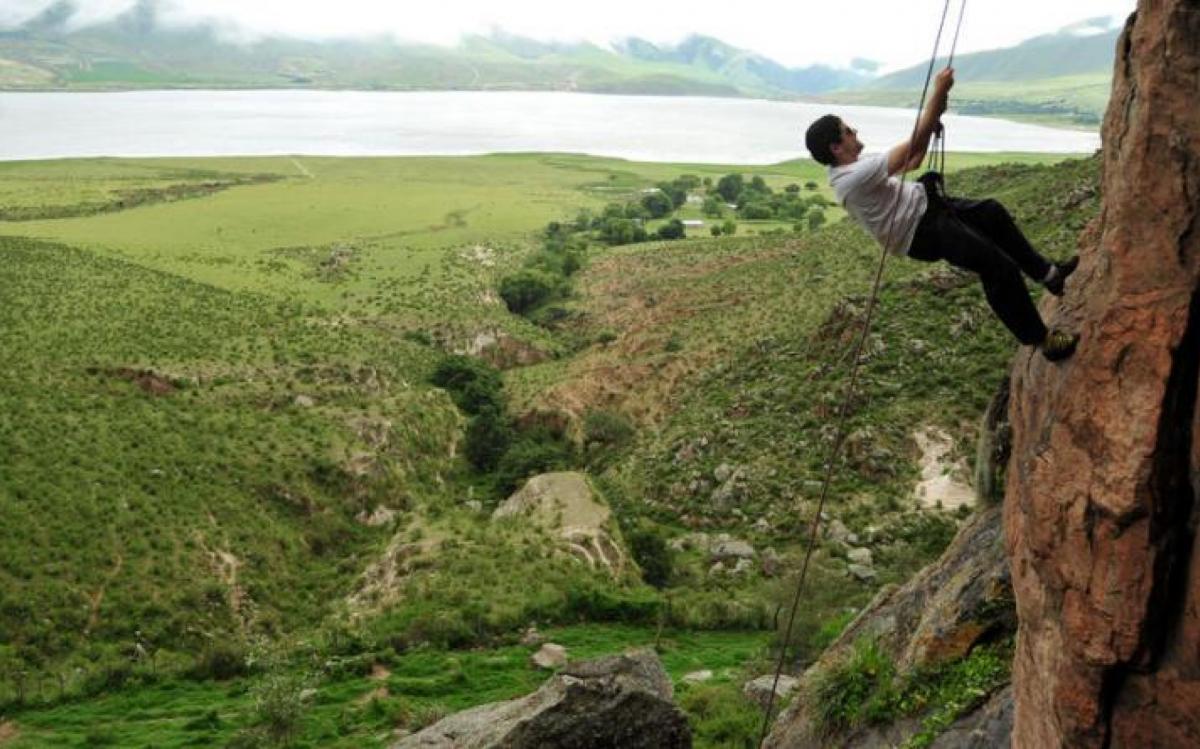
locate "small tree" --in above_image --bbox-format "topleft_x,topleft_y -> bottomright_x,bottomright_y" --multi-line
808,208 -> 827,232
499,269 -> 560,314
656,219 -> 686,240
716,173 -> 744,203
640,191 -> 674,219
739,202 -> 774,220
701,196 -> 724,217
465,407 -> 513,471
431,355 -> 504,414
630,529 -> 673,589
721,219 -> 737,236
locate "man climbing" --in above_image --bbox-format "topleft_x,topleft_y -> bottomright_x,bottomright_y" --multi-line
803,67 -> 1080,361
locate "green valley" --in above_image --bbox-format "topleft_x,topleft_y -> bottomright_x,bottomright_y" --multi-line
0,149 -> 1100,747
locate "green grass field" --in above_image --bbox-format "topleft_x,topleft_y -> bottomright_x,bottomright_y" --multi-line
0,150 -> 1097,747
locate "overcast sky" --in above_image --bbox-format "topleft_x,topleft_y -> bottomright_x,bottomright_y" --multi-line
1,0 -> 1138,71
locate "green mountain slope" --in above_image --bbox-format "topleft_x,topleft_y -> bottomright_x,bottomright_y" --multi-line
829,18 -> 1121,127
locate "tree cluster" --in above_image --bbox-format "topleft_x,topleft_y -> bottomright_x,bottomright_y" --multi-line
716,172 -> 832,225
431,356 -> 575,497
498,221 -> 586,316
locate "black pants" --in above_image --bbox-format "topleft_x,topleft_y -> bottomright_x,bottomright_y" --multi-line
907,192 -> 1052,345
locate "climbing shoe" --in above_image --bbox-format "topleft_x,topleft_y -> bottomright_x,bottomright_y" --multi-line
1041,329 -> 1079,362
1044,256 -> 1079,296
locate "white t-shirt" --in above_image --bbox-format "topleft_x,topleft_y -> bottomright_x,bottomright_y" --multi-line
829,153 -> 928,255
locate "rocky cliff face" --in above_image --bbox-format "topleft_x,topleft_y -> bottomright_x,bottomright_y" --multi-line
1005,2 -> 1200,747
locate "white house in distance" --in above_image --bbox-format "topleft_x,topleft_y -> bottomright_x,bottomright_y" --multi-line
682,220 -> 704,228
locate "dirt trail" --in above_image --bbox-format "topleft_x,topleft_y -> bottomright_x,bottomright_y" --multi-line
0,720 -> 20,745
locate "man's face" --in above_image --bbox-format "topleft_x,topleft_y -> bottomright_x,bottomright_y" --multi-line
831,121 -> 863,164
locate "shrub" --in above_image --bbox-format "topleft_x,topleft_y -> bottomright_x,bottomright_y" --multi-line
498,269 -> 561,314
808,209 -> 827,232
656,219 -> 686,240
739,202 -> 773,220
430,355 -> 504,415
629,529 -> 673,588
679,683 -> 761,748
811,638 -> 899,734
191,641 -> 249,681
465,407 -> 513,472
597,217 -> 648,246
583,409 -> 635,447
251,668 -> 313,746
493,429 -> 575,496
401,329 -> 432,346
640,191 -> 674,218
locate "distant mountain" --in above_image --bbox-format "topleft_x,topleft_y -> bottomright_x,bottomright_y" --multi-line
0,1 -> 866,97
617,35 -> 868,93
828,17 -> 1123,128
863,18 -> 1120,89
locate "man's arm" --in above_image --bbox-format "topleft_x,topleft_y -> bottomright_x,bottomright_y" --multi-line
887,67 -> 954,176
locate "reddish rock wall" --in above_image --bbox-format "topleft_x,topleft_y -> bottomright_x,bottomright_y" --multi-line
1005,2 -> 1200,746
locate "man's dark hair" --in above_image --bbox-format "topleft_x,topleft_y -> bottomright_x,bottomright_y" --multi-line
805,114 -> 843,166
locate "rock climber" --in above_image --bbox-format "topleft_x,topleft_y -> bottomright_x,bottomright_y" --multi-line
803,67 -> 1079,361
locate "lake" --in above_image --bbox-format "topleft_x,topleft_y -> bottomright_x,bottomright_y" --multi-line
0,90 -> 1100,164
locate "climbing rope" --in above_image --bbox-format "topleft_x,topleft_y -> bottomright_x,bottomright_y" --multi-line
928,0 -> 968,180
756,1 -> 967,745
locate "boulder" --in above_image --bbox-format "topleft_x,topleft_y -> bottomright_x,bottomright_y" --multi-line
532,643 -> 568,670
494,472 -> 627,576
764,505 -> 1014,748
825,518 -> 852,544
710,539 -> 755,562
927,686 -> 1013,749
847,547 -> 873,566
744,674 -> 799,709
847,563 -> 877,583
392,649 -> 691,749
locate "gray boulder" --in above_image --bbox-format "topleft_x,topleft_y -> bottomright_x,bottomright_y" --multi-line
392,649 -> 691,748
710,539 -> 756,562
928,686 -> 1013,749
847,563 -> 877,583
493,472 -> 627,575
531,643 -> 568,670
743,674 -> 800,709
765,505 -> 1014,748
847,547 -> 874,566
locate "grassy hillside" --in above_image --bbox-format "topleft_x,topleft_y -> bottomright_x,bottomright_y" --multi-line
0,150 -> 1099,747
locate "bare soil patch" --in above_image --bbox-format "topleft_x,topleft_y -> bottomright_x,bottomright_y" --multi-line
88,366 -> 178,396
0,720 -> 20,745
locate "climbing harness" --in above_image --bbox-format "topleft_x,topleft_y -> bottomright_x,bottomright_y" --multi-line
756,1 -> 968,745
